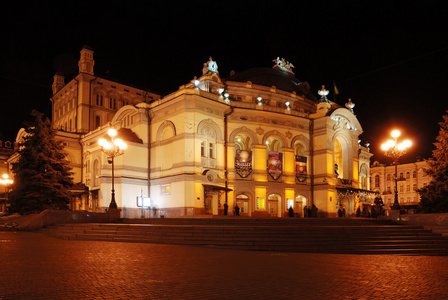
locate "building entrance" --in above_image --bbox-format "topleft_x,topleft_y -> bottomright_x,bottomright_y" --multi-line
267,200 -> 278,217
267,194 -> 281,217
236,194 -> 250,216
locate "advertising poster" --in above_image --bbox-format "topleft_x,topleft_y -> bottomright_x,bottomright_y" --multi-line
295,155 -> 307,175
235,150 -> 252,178
267,151 -> 283,179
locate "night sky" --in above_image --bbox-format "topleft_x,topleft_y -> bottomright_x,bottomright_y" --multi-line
1,1 -> 447,164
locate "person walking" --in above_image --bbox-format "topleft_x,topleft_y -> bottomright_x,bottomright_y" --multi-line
288,206 -> 294,217
223,202 -> 228,216
311,204 -> 318,217
234,204 -> 240,216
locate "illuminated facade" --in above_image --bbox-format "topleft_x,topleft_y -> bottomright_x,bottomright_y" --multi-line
14,47 -> 374,218
370,159 -> 431,210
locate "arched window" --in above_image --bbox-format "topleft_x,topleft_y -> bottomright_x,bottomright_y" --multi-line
95,116 -> 101,128
413,171 -> 417,178
399,173 -> 404,179
406,172 -> 410,179
197,119 -> 221,169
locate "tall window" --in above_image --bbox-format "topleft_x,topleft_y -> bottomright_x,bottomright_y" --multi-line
201,141 -> 206,157
406,172 -> 410,179
93,160 -> 100,187
209,142 -> 215,159
96,94 -> 103,106
387,174 -> 391,181
374,175 -> 380,188
198,121 -> 219,169
95,116 -> 101,128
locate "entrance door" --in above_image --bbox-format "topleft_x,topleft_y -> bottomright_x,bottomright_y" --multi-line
339,196 -> 351,217
267,200 -> 278,217
267,194 -> 281,217
205,193 -> 213,214
236,194 -> 250,216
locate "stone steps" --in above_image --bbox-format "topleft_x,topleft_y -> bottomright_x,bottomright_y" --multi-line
39,218 -> 448,255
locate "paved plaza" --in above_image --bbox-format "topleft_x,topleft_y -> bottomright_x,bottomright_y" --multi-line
1,231 -> 448,300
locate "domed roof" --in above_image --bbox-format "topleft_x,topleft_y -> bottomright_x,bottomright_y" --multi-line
225,67 -> 317,101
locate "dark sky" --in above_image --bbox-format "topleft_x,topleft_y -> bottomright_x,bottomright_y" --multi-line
1,1 -> 447,164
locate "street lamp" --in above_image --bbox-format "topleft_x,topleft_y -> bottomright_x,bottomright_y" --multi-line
98,128 -> 127,209
381,130 -> 412,210
0,174 -> 13,212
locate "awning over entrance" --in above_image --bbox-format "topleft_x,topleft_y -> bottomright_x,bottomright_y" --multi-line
203,184 -> 233,192
68,183 -> 89,195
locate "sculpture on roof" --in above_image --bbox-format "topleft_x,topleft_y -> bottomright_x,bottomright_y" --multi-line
318,85 -> 330,103
345,98 -> 355,113
203,56 -> 219,75
272,57 -> 295,74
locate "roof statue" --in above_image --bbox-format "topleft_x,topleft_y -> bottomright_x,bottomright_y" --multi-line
318,85 -> 329,103
272,57 -> 295,74
203,56 -> 219,75
345,98 -> 355,113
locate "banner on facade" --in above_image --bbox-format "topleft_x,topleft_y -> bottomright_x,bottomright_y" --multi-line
235,150 -> 252,178
267,151 -> 283,180
295,155 -> 307,182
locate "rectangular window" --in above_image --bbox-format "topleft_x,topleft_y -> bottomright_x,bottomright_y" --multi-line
413,184 -> 417,191
406,185 -> 410,192
209,142 -> 215,158
161,184 -> 170,195
257,197 -> 265,210
287,199 -> 294,209
201,141 -> 206,157
399,185 -> 403,193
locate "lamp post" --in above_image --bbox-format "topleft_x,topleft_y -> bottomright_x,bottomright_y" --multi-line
0,174 -> 13,212
381,130 -> 412,210
98,128 -> 127,209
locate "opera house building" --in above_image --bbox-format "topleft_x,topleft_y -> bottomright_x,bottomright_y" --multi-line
15,47 -> 373,218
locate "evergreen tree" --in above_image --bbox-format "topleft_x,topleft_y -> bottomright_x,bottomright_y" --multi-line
9,111 -> 74,214
418,111 -> 448,213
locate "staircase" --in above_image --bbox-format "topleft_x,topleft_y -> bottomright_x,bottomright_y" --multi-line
40,218 -> 448,255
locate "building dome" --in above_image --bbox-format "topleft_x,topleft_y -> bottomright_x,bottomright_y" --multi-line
225,67 -> 317,101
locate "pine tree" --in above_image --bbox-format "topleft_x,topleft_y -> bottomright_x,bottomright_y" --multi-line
9,111 -> 74,214
418,111 -> 448,213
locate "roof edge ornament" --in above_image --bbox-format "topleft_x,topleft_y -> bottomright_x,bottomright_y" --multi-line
272,57 -> 294,74
202,56 -> 219,75
318,85 -> 330,103
345,98 -> 355,114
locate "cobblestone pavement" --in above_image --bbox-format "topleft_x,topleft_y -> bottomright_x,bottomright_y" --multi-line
1,232 -> 448,300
